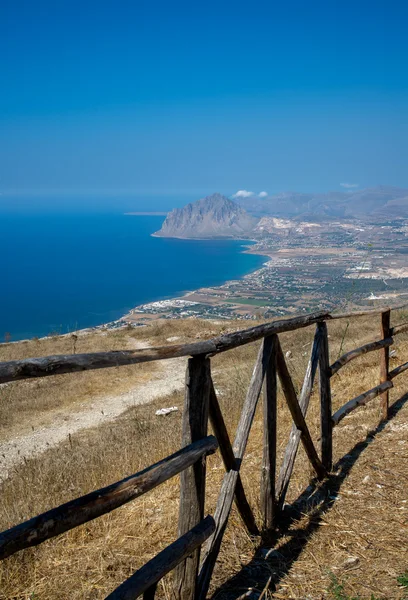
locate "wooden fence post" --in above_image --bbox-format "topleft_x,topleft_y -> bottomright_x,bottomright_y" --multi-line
174,356 -> 211,600
198,336 -> 275,600
143,582 -> 158,600
319,321 -> 332,472
260,334 -> 278,532
380,309 -> 391,421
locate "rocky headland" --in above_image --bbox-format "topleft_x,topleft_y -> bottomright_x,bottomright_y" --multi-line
153,193 -> 259,239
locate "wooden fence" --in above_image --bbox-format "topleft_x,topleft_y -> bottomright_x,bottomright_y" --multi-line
1,306 -> 408,600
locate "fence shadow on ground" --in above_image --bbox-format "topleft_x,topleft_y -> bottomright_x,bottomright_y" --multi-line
211,392 -> 408,600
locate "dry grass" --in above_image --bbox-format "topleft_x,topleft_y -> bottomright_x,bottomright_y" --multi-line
0,313 -> 408,599
0,327 -> 161,438
0,319 -> 224,440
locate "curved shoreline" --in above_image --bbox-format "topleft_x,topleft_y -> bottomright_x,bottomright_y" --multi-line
122,239 -> 270,321
122,240 -> 271,324
2,237 -> 269,344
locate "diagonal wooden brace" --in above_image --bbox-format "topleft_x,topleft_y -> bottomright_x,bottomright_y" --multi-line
275,336 -> 326,485
275,325 -> 323,510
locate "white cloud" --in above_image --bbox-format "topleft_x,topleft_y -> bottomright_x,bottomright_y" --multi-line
340,182 -> 359,189
258,191 -> 268,197
231,189 -> 255,198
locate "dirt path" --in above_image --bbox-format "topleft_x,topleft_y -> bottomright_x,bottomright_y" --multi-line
0,353 -> 186,481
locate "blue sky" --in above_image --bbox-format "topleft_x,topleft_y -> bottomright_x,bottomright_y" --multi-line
1,0 -> 407,209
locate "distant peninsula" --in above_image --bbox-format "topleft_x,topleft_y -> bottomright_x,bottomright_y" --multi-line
143,185 -> 408,240
123,184 -> 408,325
153,193 -> 259,239
125,211 -> 168,216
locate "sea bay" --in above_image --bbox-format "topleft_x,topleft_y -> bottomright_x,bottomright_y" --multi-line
0,212 -> 266,341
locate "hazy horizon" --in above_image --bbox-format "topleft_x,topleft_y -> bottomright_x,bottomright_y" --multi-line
1,0 -> 407,209
1,184 -> 407,215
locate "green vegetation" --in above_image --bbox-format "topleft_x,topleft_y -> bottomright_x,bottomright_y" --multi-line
328,573 -> 381,600
328,571 -> 408,600
397,572 -> 408,588
397,572 -> 408,598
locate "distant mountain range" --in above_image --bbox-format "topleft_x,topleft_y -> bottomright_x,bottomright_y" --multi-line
235,185 -> 408,219
153,186 -> 408,239
154,193 -> 258,238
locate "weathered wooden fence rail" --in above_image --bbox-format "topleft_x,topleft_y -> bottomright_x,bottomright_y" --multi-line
0,436 -> 218,561
1,304 -> 408,599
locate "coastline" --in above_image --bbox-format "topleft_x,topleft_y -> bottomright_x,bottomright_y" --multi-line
122,238 -> 271,324
2,212 -> 271,343
122,236 -> 408,326
8,234 -> 408,346
1,237 -> 269,345
6,225 -> 408,345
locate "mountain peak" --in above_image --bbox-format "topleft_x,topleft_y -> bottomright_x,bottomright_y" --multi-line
198,192 -> 230,203
154,193 -> 259,239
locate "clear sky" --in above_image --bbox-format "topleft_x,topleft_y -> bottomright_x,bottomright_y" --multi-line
1,0 -> 407,210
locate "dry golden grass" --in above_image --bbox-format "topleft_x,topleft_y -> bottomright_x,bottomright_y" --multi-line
0,313 -> 408,599
0,318 -> 254,439
0,327 -> 163,438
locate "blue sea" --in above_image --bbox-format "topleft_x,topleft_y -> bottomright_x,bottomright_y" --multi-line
0,213 -> 266,341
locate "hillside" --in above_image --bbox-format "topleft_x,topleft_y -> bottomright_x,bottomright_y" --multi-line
235,185 -> 408,220
154,193 -> 259,238
0,314 -> 407,599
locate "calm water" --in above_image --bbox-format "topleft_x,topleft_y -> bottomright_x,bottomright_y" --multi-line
0,213 -> 266,340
